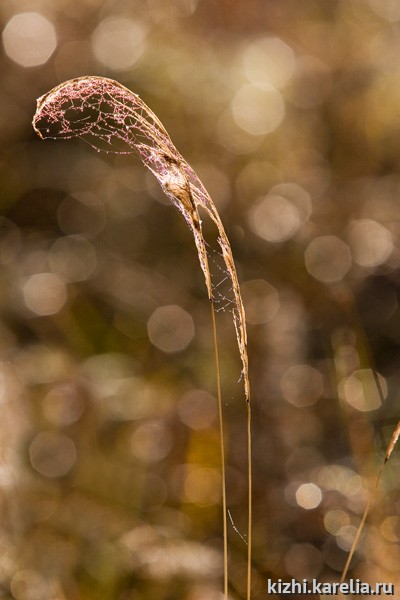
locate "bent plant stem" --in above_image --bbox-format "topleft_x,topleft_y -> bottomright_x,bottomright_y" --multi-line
32,76 -> 252,599
340,420 -> 400,583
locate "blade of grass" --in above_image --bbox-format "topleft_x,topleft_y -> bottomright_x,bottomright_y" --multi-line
210,299 -> 228,599
247,400 -> 252,600
32,76 -> 252,599
340,421 -> 400,584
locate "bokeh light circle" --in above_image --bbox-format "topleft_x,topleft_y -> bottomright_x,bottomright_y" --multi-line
284,543 -> 323,579
2,12 -> 57,67
49,235 -> 97,282
248,194 -> 301,242
23,273 -> 67,316
184,466 -> 221,507
29,431 -> 77,478
347,219 -> 393,267
231,84 -> 285,136
147,305 -> 195,353
338,368 -> 386,412
304,235 -> 352,283
295,483 -> 322,509
92,17 -> 146,71
241,279 -> 280,324
281,364 -> 323,407
242,36 -> 296,90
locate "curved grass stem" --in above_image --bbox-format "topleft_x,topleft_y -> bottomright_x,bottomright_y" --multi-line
33,75 -> 253,600
340,419 -> 400,583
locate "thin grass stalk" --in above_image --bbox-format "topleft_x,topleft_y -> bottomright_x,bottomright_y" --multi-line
334,307 -> 397,584
210,300 -> 228,599
340,420 -> 400,583
32,76 -> 252,599
339,461 -> 384,584
246,401 -> 252,600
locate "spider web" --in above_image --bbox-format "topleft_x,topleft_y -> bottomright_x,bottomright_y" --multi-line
33,76 -> 249,401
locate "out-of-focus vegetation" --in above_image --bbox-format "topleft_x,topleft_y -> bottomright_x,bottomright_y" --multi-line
1,1 -> 400,598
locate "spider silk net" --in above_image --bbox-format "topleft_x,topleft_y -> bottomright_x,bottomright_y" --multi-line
33,76 -> 249,401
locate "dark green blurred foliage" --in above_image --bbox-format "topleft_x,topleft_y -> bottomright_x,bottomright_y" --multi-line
1,1 -> 400,598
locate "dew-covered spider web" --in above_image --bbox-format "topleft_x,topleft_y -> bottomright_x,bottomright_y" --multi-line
33,76 -> 249,401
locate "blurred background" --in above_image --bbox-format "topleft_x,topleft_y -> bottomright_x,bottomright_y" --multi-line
1,0 -> 400,598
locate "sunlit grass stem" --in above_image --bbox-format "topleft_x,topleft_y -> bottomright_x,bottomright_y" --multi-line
33,76 -> 252,599
210,300 -> 228,599
340,419 -> 400,584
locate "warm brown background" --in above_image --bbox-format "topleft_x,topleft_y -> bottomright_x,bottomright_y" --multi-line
1,1 -> 400,598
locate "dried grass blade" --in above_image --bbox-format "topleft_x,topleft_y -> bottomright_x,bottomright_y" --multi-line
32,75 -> 252,599
340,420 -> 400,583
